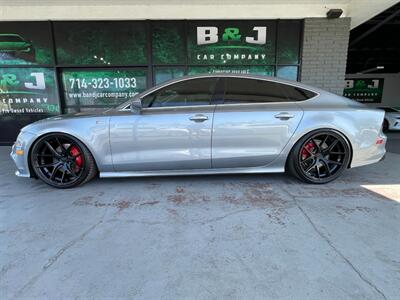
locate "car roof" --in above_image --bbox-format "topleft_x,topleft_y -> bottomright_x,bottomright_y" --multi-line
137,73 -> 323,98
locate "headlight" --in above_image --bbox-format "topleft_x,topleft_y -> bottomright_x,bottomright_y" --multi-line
14,138 -> 25,155
14,139 -> 23,148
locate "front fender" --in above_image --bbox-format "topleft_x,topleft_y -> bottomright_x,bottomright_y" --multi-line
22,116 -> 113,173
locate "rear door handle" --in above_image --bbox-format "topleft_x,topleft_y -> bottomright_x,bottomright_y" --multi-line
189,114 -> 209,122
274,112 -> 295,119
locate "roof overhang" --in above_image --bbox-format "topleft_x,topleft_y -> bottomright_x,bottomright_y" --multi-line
0,0 -> 398,29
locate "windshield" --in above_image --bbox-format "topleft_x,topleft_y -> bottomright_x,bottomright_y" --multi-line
115,96 -> 137,110
0,35 -> 24,42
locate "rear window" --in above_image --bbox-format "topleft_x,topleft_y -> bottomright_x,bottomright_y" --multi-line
223,78 -> 288,104
282,85 -> 317,101
222,77 -> 317,104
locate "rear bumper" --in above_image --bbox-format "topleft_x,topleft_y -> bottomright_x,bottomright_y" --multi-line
350,132 -> 387,168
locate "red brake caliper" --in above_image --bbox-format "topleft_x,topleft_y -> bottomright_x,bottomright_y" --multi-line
69,146 -> 83,170
301,142 -> 315,160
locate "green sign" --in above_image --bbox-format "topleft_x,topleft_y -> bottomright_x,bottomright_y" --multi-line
62,69 -> 147,107
187,21 -> 276,65
0,22 -> 54,65
343,78 -> 384,103
0,68 -> 59,114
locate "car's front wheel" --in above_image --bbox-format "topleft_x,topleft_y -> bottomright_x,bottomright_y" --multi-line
287,130 -> 351,184
30,133 -> 97,188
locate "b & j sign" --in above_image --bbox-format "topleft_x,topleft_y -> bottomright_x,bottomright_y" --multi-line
343,78 -> 384,103
0,68 -> 59,114
187,21 -> 276,65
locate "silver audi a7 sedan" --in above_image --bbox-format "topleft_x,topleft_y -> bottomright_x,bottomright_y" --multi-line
11,74 -> 387,188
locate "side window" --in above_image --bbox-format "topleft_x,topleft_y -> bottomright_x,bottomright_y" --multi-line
282,85 -> 317,101
141,78 -> 219,108
223,78 -> 288,104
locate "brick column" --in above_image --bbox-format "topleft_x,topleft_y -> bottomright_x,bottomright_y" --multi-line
300,17 -> 351,95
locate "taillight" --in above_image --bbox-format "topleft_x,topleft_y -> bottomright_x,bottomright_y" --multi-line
376,138 -> 384,145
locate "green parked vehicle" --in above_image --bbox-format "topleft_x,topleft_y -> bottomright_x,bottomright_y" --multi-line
0,33 -> 35,62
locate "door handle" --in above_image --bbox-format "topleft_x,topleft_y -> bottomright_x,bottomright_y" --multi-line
189,114 -> 209,122
274,112 -> 295,119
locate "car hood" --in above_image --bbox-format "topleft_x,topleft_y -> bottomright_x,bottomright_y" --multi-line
44,110 -> 110,121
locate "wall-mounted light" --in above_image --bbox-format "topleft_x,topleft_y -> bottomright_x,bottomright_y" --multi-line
327,9 -> 343,19
357,66 -> 384,74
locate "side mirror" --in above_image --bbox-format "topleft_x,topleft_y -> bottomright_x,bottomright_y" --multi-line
130,98 -> 142,114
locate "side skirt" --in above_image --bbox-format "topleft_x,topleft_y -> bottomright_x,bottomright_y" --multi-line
99,166 -> 285,178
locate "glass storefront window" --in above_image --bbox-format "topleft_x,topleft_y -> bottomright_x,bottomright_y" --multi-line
277,20 -> 301,65
276,66 -> 298,81
54,21 -> 147,66
152,22 -> 186,65
0,22 -> 54,66
154,67 -> 186,84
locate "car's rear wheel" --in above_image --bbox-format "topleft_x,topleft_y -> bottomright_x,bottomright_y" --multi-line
30,133 -> 97,188
287,130 -> 351,184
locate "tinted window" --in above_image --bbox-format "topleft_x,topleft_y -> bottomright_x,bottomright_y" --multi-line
223,78 -> 288,104
142,78 -> 219,108
0,35 -> 24,42
283,85 -> 317,101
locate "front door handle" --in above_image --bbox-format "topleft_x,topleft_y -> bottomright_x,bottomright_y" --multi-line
274,112 -> 295,120
189,114 -> 209,122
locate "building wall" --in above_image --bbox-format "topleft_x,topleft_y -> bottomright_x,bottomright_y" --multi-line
346,73 -> 400,109
300,17 -> 351,95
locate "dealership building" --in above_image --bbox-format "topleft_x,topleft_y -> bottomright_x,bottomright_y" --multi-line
0,0 -> 399,144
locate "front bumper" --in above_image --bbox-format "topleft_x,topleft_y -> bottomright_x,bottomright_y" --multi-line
10,131 -> 37,177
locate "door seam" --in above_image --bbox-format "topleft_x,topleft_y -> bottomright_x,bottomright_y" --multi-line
210,104 -> 217,169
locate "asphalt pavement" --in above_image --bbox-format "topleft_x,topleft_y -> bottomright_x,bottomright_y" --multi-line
1,134 -> 399,299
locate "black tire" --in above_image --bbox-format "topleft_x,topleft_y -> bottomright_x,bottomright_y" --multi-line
286,129 -> 351,184
382,119 -> 389,133
30,133 -> 97,188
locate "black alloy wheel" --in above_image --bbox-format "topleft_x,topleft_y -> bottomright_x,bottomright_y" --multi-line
288,130 -> 351,184
30,133 -> 97,188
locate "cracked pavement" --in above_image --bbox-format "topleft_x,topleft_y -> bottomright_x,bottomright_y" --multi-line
0,146 -> 399,299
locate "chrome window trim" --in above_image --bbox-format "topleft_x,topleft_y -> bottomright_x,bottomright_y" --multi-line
118,74 -> 320,111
